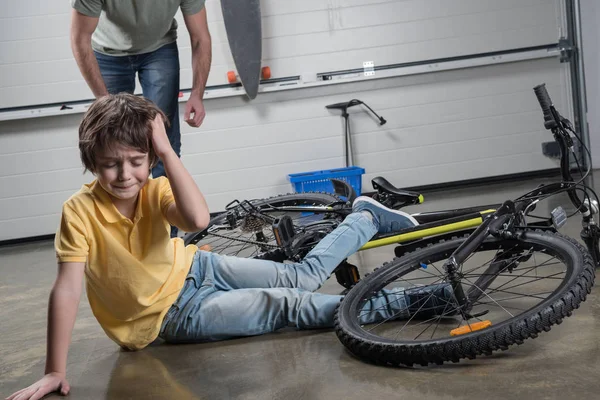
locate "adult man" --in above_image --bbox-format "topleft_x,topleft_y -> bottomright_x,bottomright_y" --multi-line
70,0 -> 212,180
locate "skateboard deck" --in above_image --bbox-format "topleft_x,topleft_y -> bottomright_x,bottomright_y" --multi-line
221,0 -> 262,99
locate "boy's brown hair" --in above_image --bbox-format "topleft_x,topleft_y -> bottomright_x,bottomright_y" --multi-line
78,93 -> 168,173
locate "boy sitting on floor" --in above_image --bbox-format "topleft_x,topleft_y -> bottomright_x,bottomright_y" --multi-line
8,94 -> 453,400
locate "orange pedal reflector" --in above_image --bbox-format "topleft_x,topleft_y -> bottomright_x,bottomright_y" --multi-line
199,244 -> 212,252
450,321 -> 491,336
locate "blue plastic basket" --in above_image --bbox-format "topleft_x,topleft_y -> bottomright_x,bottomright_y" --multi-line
288,166 -> 365,196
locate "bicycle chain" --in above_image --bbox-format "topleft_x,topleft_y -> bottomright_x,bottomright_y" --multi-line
207,229 -> 279,249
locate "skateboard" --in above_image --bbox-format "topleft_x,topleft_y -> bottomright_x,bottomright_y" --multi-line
221,0 -> 264,99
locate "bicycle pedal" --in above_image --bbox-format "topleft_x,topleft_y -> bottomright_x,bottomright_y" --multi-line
335,260 -> 360,289
272,215 -> 295,247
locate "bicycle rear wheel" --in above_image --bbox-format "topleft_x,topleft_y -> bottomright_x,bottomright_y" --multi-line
182,192 -> 346,259
335,230 -> 595,366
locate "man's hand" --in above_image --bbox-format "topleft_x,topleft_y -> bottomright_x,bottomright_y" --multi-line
6,373 -> 70,400
183,8 -> 211,129
184,96 -> 206,128
150,115 -> 175,158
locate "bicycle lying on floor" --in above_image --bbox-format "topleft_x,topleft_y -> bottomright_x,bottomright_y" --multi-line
183,84 -> 598,366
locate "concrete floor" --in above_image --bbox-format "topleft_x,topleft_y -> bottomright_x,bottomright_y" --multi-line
2,173 -> 600,399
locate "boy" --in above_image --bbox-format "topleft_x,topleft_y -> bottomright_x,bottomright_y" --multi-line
7,94 -> 454,400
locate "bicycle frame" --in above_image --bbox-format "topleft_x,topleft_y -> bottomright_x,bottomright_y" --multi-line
258,200 -> 498,255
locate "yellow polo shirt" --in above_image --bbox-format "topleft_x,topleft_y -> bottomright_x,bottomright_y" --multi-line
54,177 -> 197,350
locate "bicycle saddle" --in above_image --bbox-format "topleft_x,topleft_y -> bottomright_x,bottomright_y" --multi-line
371,177 -> 423,206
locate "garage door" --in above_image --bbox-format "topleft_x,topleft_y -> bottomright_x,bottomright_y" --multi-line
0,0 -> 582,241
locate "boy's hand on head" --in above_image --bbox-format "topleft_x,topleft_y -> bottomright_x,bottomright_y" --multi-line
6,373 -> 70,400
150,115 -> 175,159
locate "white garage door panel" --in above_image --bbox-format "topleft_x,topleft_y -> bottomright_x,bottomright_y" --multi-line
354,91 -> 542,135
0,191 -> 76,221
0,215 -> 62,242
0,169 -> 91,199
0,40 -> 573,244
0,116 -> 81,155
184,137 -> 343,175
1,0 -> 66,18
0,61 -> 81,88
203,186 -> 291,210
363,153 -> 555,191
1,0 -> 562,109
183,117 -> 341,154
184,18 -> 558,96
352,111 -> 545,155
0,148 -> 81,177
185,98 -> 333,133
0,38 -> 72,65
183,0 -> 550,49
247,0 -> 552,26
0,81 -> 95,111
180,59 -> 563,157
259,27 -> 554,78
0,14 -> 68,42
261,7 -> 556,60
7,7 -> 555,101
358,131 -> 552,174
178,2 -> 556,65
196,158 -> 345,195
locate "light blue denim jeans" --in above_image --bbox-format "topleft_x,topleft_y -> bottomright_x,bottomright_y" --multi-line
159,212 -> 409,343
94,42 -> 181,179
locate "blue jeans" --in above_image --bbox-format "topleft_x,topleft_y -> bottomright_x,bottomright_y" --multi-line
159,212 -> 410,343
94,42 -> 181,179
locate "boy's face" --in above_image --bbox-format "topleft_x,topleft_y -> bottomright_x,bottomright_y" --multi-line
95,143 -> 151,202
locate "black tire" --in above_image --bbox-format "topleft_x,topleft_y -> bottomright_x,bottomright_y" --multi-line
182,192 -> 346,259
335,230 -> 595,367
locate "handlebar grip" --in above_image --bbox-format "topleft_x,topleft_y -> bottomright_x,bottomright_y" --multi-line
533,84 -> 553,114
533,84 -> 557,130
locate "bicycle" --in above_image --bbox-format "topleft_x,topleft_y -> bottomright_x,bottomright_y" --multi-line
182,179 -> 500,288
183,84 -> 599,366
333,83 -> 599,366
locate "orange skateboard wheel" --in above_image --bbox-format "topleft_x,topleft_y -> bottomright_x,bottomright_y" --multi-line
261,66 -> 271,80
199,244 -> 212,252
227,70 -> 237,83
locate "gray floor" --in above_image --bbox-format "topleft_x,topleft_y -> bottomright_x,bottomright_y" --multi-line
2,173 -> 600,400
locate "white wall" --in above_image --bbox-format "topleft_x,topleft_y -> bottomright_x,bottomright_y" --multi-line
0,0 -> 571,241
0,57 -> 570,241
0,0 -> 562,109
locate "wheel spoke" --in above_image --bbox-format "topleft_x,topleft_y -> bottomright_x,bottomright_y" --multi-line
453,269 -> 515,318
483,269 -> 565,296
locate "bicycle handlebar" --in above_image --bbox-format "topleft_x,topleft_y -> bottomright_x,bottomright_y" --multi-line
531,84 -> 588,215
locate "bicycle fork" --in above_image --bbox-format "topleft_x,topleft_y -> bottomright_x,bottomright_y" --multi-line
441,201 -> 516,313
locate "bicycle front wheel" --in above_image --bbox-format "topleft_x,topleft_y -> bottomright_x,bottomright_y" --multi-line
335,230 -> 595,366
